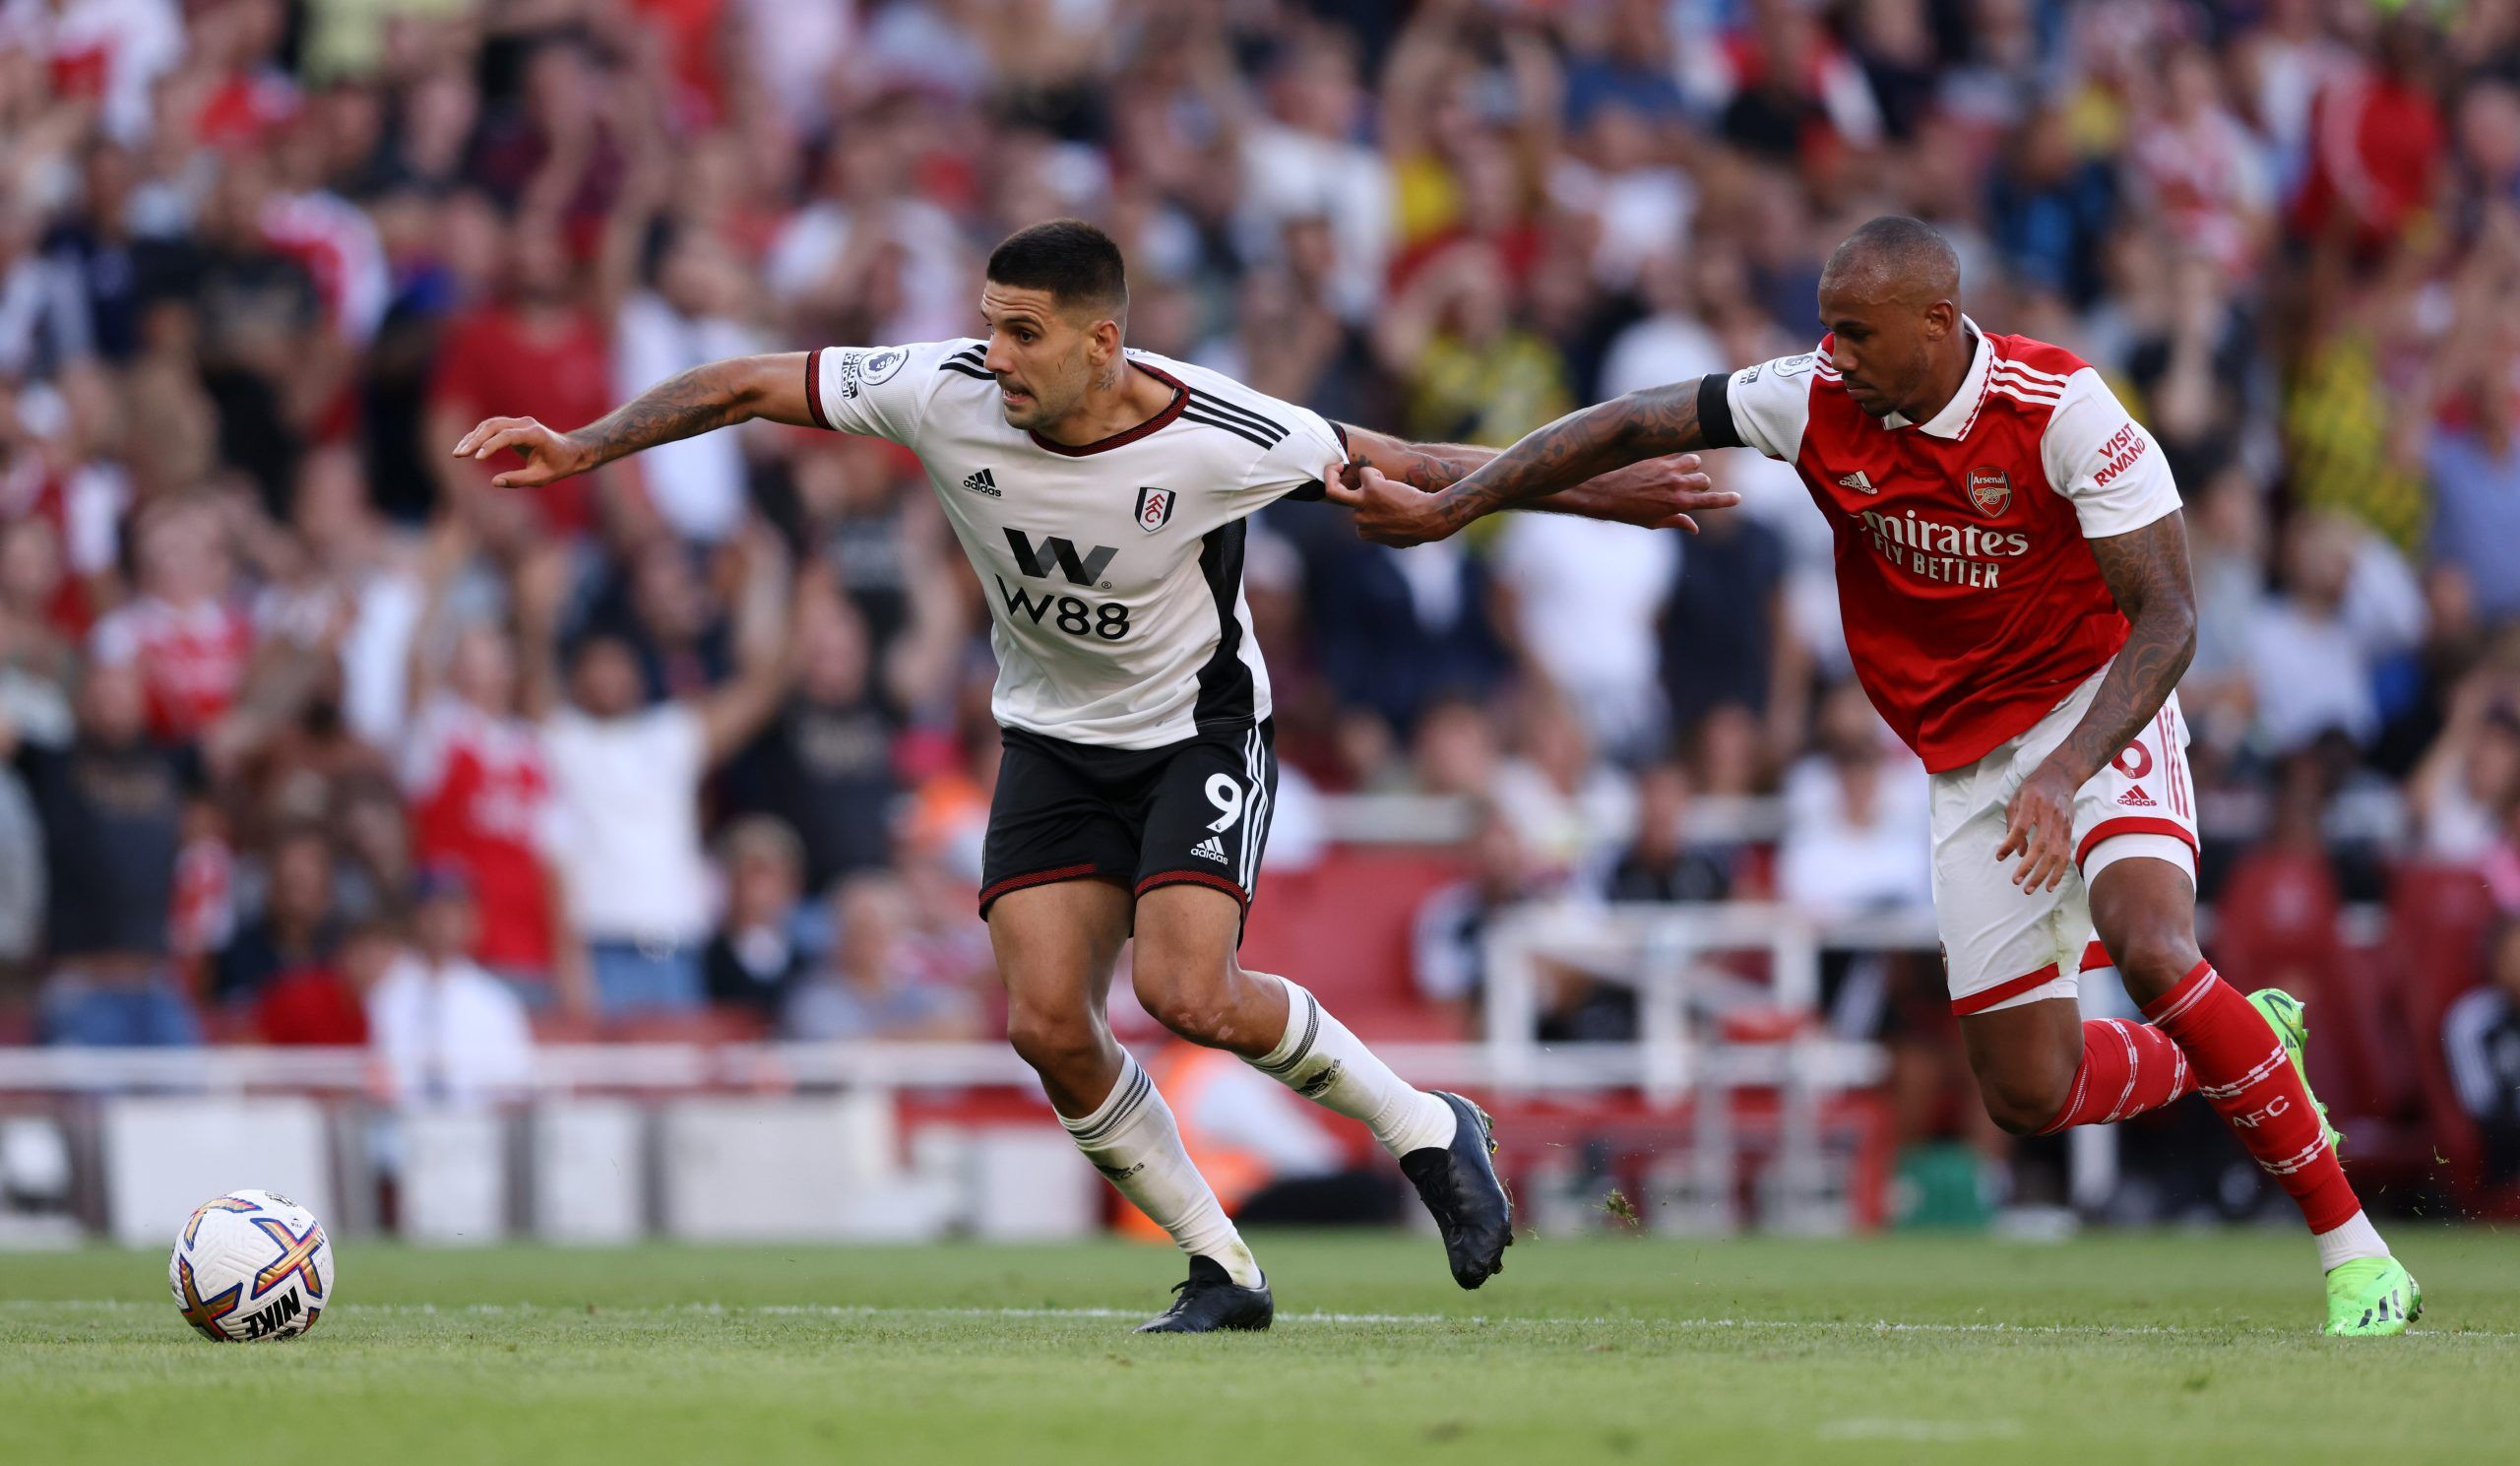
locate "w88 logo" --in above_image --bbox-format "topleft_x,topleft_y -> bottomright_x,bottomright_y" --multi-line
994,577 -> 1131,641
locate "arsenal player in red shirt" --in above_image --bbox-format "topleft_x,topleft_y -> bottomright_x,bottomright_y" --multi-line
1334,217 -> 2419,1336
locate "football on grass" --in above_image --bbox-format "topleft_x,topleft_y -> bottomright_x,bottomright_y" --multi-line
168,1189 -> 334,1342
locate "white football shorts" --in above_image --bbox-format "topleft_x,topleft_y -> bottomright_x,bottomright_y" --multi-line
1928,661 -> 2198,1015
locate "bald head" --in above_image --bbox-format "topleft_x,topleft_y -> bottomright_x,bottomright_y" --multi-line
1814,217 -> 1971,422
1821,216 -> 1961,309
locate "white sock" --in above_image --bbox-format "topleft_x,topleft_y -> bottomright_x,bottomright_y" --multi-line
1250,976 -> 1457,1158
2313,1209 -> 2390,1271
1059,1054 -> 1263,1289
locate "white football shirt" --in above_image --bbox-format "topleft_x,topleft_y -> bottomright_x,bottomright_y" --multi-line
806,340 -> 1346,749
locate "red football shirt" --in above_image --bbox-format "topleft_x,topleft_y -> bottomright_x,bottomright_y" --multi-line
1708,322 -> 2182,772
404,694 -> 561,972
89,596 -> 255,744
429,303 -> 610,535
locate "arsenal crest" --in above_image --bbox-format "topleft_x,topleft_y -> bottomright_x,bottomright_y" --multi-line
1967,467 -> 2012,518
1134,485 -> 1176,534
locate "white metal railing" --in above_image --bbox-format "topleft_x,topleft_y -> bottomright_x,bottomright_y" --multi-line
1480,900 -> 1925,1103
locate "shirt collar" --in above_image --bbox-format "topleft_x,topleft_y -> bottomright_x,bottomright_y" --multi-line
1884,316 -> 1989,440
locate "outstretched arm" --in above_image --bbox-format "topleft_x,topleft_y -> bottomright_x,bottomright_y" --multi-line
1332,422 -> 1736,533
1996,512 -> 2198,892
451,352 -> 819,488
1328,381 -> 1713,545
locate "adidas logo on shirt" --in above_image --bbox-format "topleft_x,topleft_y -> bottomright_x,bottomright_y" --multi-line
2118,785 -> 2156,807
962,468 -> 1001,497
1837,470 -> 1877,493
1191,836 -> 1229,864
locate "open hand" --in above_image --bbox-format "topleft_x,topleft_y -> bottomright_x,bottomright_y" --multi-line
1321,461 -> 1452,547
1579,453 -> 1738,533
452,416 -> 593,489
1996,757 -> 2080,893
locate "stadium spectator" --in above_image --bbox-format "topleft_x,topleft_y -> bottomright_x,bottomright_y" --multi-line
2444,919 -> 2520,1187
722,588 -> 933,896
1776,682 -> 1929,919
366,866 -> 534,1107
88,496 -> 253,746
212,822 -> 339,1005
251,917 -> 385,1049
700,815 -> 811,1023
1489,503 -> 1677,763
12,660 -> 196,1046
425,214 -> 613,539
1413,798 -> 1612,1039
404,526 -> 582,1012
1599,760 -> 1732,906
784,871 -> 978,1042
2245,512 -> 2425,757
534,525 -> 790,1018
1492,692 -> 1633,877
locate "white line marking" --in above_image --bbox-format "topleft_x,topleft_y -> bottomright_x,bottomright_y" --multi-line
6,1299 -> 2512,1340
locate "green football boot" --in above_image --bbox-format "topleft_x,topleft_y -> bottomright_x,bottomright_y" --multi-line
2246,988 -> 2344,1153
2324,1256 -> 2422,1338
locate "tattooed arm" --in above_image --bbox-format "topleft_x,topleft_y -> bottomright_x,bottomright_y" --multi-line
1327,381 -> 1712,545
1995,512 -> 2199,892
1332,421 -> 1735,533
451,353 -> 817,487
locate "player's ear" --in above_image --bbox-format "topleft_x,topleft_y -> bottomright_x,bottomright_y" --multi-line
1922,299 -> 1958,342
1086,312 -> 1122,364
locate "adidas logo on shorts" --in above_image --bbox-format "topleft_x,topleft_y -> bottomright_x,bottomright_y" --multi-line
2118,785 -> 2156,807
1191,836 -> 1228,864
961,468 -> 1001,497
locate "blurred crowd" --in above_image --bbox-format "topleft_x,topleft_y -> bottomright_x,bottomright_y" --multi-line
4,0 -> 2520,1126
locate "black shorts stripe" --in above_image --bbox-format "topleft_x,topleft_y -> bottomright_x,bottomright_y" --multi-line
938,361 -> 995,381
1186,391 -> 1288,442
1179,408 -> 1277,451
1190,521 -> 1253,725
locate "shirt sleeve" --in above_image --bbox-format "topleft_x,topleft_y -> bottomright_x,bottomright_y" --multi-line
804,341 -> 961,448
1227,399 -> 1349,509
2041,368 -> 2183,539
1701,350 -> 1823,462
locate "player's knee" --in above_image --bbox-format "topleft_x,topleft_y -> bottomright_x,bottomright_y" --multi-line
1969,1047 -> 2074,1136
2107,924 -> 2202,1004
1976,1068 -> 2068,1135
1133,970 -> 1238,1047
1004,1005 -> 1105,1080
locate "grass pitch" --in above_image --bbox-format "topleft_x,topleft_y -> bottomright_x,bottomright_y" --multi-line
7,1228 -> 2518,1465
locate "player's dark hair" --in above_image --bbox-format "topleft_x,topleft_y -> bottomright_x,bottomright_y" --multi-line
986,219 -> 1129,321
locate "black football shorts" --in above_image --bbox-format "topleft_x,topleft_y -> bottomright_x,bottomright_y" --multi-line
977,719 -> 1277,924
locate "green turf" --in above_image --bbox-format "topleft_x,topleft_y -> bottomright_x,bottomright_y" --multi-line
7,1228 -> 2517,1464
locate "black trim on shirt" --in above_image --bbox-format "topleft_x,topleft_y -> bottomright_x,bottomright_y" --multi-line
1180,406 -> 1277,450
1190,520 -> 1253,726
1183,391 -> 1289,445
1697,372 -> 1741,450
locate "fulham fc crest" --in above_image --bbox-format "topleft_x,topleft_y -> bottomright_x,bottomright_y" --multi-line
1967,467 -> 2012,518
1134,486 -> 1176,534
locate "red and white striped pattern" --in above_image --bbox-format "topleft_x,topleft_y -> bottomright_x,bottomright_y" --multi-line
1985,357 -> 2066,415
2154,707 -> 2189,818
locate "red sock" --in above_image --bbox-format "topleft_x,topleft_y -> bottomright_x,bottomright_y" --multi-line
2035,1019 -> 2197,1133
2141,962 -> 2362,1233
